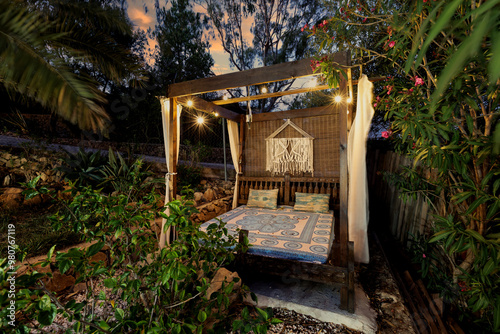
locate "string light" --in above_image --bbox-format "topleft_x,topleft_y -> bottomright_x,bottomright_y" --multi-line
214,112 -> 219,117
347,97 -> 352,103
187,100 -> 194,107
261,86 -> 268,94
334,95 -> 342,103
196,116 -> 204,124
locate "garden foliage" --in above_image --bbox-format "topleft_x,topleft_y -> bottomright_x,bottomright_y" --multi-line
1,171 -> 279,332
310,0 -> 499,331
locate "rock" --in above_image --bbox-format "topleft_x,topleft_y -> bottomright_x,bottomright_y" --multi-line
204,188 -> 215,202
205,268 -> 242,300
45,271 -> 76,293
3,174 -> 13,186
207,203 -> 215,212
90,252 -> 107,266
24,194 -> 43,206
6,159 -> 21,168
0,188 -> 24,209
40,173 -> 49,182
194,192 -> 204,203
73,282 -> 87,293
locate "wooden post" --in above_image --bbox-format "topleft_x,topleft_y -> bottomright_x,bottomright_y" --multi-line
347,68 -> 353,131
239,114 -> 245,176
338,61 -> 349,268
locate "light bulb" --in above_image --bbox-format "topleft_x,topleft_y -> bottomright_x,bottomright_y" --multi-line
334,95 -> 342,103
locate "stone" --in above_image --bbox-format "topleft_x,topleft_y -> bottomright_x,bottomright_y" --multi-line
3,174 -> 13,186
24,194 -> 43,206
207,203 -> 215,212
90,252 -> 107,266
6,159 -> 21,168
205,268 -> 242,300
73,282 -> 87,293
45,271 -> 76,293
204,189 -> 215,202
0,188 -> 24,209
194,192 -> 204,203
40,173 -> 49,182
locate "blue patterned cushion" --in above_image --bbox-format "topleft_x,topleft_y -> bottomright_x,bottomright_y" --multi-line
246,189 -> 279,209
294,192 -> 330,214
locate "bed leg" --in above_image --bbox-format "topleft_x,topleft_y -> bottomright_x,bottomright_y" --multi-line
340,241 -> 355,313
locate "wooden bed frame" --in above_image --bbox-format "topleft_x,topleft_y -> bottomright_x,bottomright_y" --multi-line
235,175 -> 354,313
165,51 -> 355,312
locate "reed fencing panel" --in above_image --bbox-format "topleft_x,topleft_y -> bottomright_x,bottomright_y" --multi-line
367,149 -> 439,247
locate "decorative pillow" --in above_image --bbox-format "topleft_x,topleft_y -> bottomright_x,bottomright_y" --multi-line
246,188 -> 279,209
294,192 -> 330,214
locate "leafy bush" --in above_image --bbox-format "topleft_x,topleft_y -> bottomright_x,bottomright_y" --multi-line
312,0 -> 500,331
56,148 -> 108,187
1,181 -> 280,333
99,147 -> 156,198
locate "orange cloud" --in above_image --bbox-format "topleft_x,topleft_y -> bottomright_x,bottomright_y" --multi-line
129,8 -> 154,30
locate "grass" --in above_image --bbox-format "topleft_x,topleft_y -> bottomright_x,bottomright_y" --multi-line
0,204 -> 83,260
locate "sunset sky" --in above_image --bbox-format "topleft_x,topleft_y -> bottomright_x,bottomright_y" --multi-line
126,0 -> 254,75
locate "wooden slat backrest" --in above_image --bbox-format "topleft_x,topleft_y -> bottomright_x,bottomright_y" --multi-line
237,176 -> 339,209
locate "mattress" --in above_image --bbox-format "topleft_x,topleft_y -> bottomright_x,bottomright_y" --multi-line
199,205 -> 335,263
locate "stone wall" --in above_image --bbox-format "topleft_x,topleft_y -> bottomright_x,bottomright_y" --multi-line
0,151 -> 64,187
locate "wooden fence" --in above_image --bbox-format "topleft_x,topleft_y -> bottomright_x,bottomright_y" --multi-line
366,149 -> 435,247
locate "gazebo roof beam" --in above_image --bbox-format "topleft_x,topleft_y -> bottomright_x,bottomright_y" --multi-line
211,76 -> 387,106
167,52 -> 349,98
177,96 -> 241,122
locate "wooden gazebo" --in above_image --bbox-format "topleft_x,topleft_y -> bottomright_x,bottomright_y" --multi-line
162,51 -> 356,312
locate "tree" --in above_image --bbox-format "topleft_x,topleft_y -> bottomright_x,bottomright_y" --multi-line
0,0 -> 145,133
152,0 -> 214,85
311,0 -> 500,330
198,0 -> 327,112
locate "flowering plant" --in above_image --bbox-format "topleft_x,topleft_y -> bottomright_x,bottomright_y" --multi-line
309,0 -> 500,331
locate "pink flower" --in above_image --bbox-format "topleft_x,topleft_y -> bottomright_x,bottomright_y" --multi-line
388,41 -> 395,48
363,17 -> 367,22
409,88 -> 414,93
376,95 -> 381,102
415,76 -> 424,86
323,19 -> 328,25
373,103 -> 378,108
382,130 -> 393,139
423,254 -> 426,258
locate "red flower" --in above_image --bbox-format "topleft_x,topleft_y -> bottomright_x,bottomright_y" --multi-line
363,17 -> 367,22
388,41 -> 395,48
415,76 -> 425,86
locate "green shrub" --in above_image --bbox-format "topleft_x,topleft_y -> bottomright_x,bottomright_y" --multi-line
56,148 -> 107,188
1,180 -> 280,333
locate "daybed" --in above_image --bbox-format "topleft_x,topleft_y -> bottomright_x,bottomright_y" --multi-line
160,51 -> 357,312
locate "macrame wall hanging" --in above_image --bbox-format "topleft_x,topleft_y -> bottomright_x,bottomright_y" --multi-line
265,119 -> 314,175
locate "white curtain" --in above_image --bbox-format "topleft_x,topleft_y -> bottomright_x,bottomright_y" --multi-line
159,98 -> 182,249
348,74 -> 374,264
227,120 -> 240,209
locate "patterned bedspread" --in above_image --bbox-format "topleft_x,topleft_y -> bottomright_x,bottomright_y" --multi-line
199,205 -> 335,263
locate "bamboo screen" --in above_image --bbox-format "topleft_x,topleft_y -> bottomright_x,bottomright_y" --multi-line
243,112 -> 340,178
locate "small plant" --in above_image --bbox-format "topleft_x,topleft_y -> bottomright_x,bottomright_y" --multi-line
56,148 -> 107,188
99,147 -> 155,198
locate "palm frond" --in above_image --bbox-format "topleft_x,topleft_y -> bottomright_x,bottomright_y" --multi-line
0,2 -> 110,132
